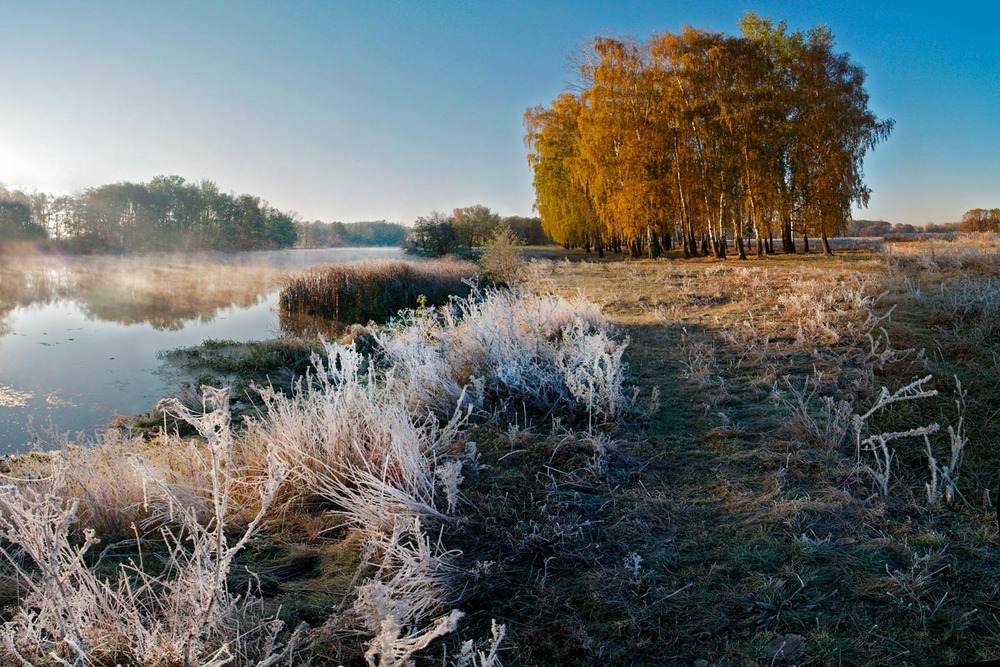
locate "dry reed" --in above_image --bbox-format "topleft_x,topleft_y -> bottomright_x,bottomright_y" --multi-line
279,259 -> 476,324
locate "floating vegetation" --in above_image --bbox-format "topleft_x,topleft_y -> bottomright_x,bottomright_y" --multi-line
0,385 -> 32,408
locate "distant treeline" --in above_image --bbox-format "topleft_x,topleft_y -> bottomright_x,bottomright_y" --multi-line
0,179 -> 550,255
295,220 -> 409,248
845,214 -> 995,237
0,176 -> 296,252
407,205 -> 547,257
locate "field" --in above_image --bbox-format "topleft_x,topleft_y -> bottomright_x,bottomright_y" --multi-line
2,239 -> 1000,666
454,239 -> 1000,665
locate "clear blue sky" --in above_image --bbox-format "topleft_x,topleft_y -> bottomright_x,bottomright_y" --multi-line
0,1 -> 997,225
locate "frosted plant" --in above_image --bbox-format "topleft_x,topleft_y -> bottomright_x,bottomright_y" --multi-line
351,518 -> 464,667
852,375 -> 940,497
0,386 -> 292,666
478,224 -> 525,285
375,286 -> 634,426
453,620 -> 506,667
436,459 -> 465,514
925,377 -> 968,505
556,319 -> 632,428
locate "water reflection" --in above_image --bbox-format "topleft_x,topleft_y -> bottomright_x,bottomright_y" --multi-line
1,254 -> 282,331
0,247 -> 402,452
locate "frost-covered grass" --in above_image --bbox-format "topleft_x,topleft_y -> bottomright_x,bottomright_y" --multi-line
0,285 -> 634,665
376,286 -> 634,424
468,250 -> 1000,665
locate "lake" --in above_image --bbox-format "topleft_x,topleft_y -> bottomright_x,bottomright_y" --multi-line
0,247 -> 403,453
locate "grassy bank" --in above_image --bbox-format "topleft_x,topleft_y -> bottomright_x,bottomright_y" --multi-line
0,284 -> 634,665
4,240 -> 1000,665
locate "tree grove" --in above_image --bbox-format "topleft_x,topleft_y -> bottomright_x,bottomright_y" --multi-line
525,14 -> 893,258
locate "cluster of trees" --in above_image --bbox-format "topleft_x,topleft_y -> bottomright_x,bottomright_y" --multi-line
525,13 -> 893,258
0,198 -> 47,241
847,220 -> 917,236
960,208 -> 1000,233
0,176 -> 297,252
295,220 -> 409,248
407,205 -> 546,256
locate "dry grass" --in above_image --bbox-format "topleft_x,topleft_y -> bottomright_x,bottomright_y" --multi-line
0,285 -> 634,665
279,259 -> 476,324
446,241 -> 1000,666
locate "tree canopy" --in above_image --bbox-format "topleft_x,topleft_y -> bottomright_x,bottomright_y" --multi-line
0,177 -> 297,252
960,208 -> 1000,233
525,13 -> 893,258
405,206 -> 547,257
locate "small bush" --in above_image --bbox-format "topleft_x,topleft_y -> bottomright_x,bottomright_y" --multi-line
279,259 -> 476,324
478,225 -> 525,285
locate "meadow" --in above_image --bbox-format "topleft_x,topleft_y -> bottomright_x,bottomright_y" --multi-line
1,238 -> 999,666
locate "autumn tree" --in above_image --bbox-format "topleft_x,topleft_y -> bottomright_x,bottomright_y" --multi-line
960,208 -> 1000,232
525,93 -> 603,252
453,204 -> 501,250
788,26 -> 894,254
575,37 -> 673,258
526,14 -> 893,260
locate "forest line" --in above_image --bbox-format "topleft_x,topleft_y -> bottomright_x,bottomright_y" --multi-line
0,177 -> 549,255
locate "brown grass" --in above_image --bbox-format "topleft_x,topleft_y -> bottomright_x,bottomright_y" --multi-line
278,258 -> 475,324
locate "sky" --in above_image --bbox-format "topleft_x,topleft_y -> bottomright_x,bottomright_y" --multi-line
0,1 -> 997,225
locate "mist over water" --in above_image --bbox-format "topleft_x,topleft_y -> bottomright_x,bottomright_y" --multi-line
0,247 -> 402,453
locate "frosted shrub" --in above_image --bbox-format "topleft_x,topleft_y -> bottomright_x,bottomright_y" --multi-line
556,320 -> 631,428
240,340 -> 469,522
353,518 -> 464,666
377,286 -> 633,425
781,372 -> 854,449
0,386 -> 293,666
239,340 -> 475,662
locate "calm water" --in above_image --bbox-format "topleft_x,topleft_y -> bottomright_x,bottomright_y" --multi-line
0,247 -> 402,453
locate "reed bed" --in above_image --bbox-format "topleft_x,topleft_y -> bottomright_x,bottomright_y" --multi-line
279,259 -> 476,324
